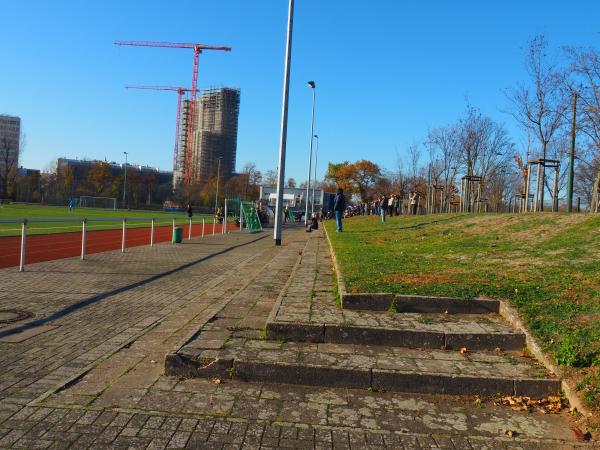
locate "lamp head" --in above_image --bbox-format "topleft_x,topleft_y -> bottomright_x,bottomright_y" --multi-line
307,81 -> 316,89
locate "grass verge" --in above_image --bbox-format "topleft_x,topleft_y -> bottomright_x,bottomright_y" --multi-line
325,213 -> 600,412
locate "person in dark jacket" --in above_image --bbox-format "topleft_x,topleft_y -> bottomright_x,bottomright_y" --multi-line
333,188 -> 346,232
186,203 -> 193,219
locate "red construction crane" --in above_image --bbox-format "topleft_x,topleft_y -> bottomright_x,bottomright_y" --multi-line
125,85 -> 199,174
115,41 -> 232,183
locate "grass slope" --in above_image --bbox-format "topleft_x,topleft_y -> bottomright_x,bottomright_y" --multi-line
0,204 -> 213,236
325,213 -> 600,411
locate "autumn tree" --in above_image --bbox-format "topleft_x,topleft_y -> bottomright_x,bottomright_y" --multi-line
88,161 -> 112,195
0,132 -> 19,199
325,160 -> 381,202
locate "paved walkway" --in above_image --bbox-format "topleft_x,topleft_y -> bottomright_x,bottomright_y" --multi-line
0,228 -> 595,449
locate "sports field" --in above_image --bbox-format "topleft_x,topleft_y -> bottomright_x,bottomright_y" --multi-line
0,204 -> 214,236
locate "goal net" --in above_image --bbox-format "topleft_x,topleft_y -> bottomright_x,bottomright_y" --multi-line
241,201 -> 262,233
79,196 -> 117,210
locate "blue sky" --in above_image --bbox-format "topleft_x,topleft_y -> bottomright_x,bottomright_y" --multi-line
1,0 -> 599,181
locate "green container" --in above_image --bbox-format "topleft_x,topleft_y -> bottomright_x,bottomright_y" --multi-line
172,227 -> 183,243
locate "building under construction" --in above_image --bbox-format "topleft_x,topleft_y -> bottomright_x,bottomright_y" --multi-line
174,87 -> 240,187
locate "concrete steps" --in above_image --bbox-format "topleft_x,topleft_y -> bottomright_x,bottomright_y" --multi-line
165,232 -> 561,400
167,340 -> 559,397
267,313 -> 525,351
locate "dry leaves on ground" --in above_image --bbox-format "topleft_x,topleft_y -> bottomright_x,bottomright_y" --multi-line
493,395 -> 565,414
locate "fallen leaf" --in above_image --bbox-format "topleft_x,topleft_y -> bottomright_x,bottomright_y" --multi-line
443,309 -> 449,315
460,347 -> 468,354
210,377 -> 222,384
504,429 -> 515,437
571,426 -> 591,441
150,360 -> 157,364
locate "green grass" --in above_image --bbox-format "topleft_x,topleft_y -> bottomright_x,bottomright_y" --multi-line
325,212 -> 600,409
0,204 -> 214,236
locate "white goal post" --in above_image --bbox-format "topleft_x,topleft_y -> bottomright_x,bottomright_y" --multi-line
79,196 -> 117,210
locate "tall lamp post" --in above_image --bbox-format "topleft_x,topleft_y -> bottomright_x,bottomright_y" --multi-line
214,157 -> 222,213
311,134 -> 319,217
274,0 -> 295,246
304,81 -> 316,225
123,151 -> 128,209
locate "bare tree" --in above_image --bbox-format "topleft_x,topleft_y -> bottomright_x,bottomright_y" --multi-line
426,125 -> 460,208
507,35 -> 568,210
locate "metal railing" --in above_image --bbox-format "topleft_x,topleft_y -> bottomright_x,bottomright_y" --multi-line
0,216 -> 220,272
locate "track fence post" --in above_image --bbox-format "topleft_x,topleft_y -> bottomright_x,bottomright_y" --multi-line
240,202 -> 243,231
188,218 -> 192,240
19,219 -> 27,272
213,218 -> 216,236
202,218 -> 205,239
150,219 -> 155,247
172,218 -> 176,243
121,219 -> 127,253
223,200 -> 228,235
81,219 -> 87,260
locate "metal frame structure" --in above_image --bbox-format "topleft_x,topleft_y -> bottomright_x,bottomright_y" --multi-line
524,159 -> 560,212
459,175 -> 483,213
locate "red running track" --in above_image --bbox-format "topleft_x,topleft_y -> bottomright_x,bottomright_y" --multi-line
0,222 -> 238,269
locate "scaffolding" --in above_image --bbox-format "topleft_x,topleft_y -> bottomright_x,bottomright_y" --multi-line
189,87 -> 241,185
524,159 -> 560,212
459,175 -> 483,213
425,184 -> 445,214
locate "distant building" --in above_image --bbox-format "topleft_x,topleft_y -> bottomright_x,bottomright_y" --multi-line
174,87 -> 241,187
259,185 -> 335,212
0,115 -> 21,195
56,158 -> 172,185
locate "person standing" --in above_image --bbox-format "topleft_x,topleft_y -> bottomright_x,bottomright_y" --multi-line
380,194 -> 388,223
186,203 -> 193,220
410,191 -> 420,215
333,188 -> 346,232
388,195 -> 395,217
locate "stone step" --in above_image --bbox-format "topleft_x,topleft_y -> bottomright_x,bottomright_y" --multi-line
342,293 -> 500,314
266,316 -> 526,351
166,340 -> 559,398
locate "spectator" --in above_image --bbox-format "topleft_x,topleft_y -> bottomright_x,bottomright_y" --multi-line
409,191 -> 420,215
380,194 -> 388,223
186,203 -> 193,220
388,195 -> 395,217
333,188 -> 346,232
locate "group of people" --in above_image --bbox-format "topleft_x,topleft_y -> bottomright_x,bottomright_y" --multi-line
330,189 -> 422,231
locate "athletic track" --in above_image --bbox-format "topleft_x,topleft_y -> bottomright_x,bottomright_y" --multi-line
0,222 -> 238,269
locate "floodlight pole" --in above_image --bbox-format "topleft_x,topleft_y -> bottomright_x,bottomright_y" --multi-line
123,152 -> 128,209
274,0 -> 295,246
311,134 -> 319,216
305,81 -> 316,225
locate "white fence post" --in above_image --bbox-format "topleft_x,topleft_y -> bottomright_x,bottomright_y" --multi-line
202,218 -> 205,239
188,218 -> 192,240
150,219 -> 155,247
240,202 -> 243,231
19,220 -> 27,272
223,200 -> 228,235
213,218 -> 216,236
121,219 -> 127,253
81,219 -> 87,260
172,218 -> 176,243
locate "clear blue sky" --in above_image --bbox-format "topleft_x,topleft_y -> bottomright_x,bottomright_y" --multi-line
1,0 -> 599,181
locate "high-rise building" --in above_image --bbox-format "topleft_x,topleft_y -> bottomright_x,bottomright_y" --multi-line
0,115 -> 21,196
173,88 -> 240,187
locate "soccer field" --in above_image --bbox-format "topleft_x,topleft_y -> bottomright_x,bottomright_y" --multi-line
0,204 -> 214,236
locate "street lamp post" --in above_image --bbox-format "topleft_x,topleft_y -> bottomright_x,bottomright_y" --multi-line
123,152 -> 128,209
311,134 -> 319,217
274,0 -> 295,246
304,81 -> 316,225
214,157 -> 222,213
